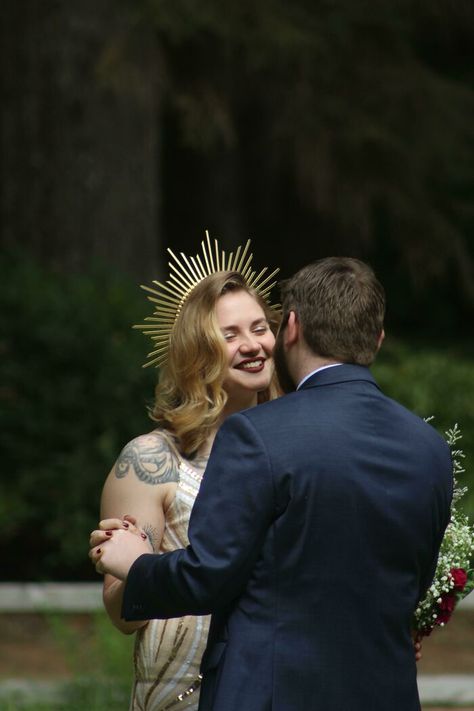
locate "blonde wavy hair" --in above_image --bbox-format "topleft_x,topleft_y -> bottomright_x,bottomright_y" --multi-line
151,271 -> 281,456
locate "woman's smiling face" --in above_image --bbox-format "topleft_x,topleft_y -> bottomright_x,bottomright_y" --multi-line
215,289 -> 275,404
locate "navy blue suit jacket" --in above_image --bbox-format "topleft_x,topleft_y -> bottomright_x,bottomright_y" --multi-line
123,365 -> 452,711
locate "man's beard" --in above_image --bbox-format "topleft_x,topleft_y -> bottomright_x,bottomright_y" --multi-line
274,329 -> 297,394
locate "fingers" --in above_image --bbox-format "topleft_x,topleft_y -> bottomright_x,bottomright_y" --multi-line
89,529 -> 114,548
412,632 -> 423,662
98,518 -> 126,531
89,522 -> 152,576
90,522 -> 146,549
92,518 -> 138,547
98,517 -> 139,533
88,544 -> 104,574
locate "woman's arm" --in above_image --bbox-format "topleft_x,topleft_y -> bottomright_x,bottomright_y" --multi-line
97,431 -> 180,634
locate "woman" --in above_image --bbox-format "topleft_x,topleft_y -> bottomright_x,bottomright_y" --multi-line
90,235 -> 281,710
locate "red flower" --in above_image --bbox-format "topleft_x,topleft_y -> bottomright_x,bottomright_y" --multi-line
439,593 -> 456,613
450,568 -> 468,591
436,609 -> 453,625
435,592 -> 457,626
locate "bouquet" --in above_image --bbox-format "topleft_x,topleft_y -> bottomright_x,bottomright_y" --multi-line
414,424 -> 474,637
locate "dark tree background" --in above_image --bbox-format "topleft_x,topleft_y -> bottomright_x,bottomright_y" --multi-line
2,0 -> 473,321
1,0 -> 160,275
1,0 -> 474,580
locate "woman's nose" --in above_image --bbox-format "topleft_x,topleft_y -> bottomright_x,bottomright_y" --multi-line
239,334 -> 260,353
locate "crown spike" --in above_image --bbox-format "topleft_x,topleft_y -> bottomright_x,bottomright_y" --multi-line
241,253 -> 254,278
180,252 -> 201,283
145,293 -> 181,309
190,255 -> 205,280
143,295 -> 178,310
148,343 -> 170,355
214,238 -> 220,271
168,259 -> 195,291
255,268 -> 281,290
259,283 -> 278,296
168,270 -> 193,294
195,254 -> 208,280
167,248 -> 195,285
235,240 -> 251,272
143,358 -> 160,368
143,281 -> 182,303
146,290 -> 180,306
146,301 -> 177,314
229,245 -> 241,271
204,231 -> 215,273
248,267 -> 268,288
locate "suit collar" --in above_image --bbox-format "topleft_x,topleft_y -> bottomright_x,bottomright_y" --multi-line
297,363 -> 379,390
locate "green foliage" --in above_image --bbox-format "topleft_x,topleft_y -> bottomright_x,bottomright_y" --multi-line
2,253 -> 473,580
49,612 -> 134,708
0,252 -> 156,580
46,612 -> 133,679
373,337 -> 474,513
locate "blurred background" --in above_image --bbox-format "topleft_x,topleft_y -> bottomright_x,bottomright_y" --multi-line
1,0 -> 474,583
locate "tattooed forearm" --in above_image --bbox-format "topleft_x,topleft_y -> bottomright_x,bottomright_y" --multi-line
114,434 -> 180,485
142,523 -> 160,552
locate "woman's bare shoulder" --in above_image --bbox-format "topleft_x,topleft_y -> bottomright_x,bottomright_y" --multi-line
112,429 -> 181,486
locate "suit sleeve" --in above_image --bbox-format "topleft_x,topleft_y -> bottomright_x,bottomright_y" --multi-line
122,412 -> 275,620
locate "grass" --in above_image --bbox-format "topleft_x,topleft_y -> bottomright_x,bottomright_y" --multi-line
0,680 -> 131,711
0,612 -> 134,710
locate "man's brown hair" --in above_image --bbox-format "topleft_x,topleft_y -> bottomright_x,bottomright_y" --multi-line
280,257 -> 385,365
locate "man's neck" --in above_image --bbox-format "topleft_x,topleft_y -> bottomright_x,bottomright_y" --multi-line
293,357 -> 342,388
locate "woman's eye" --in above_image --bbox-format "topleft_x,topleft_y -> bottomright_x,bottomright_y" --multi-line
223,333 -> 235,341
253,327 -> 268,335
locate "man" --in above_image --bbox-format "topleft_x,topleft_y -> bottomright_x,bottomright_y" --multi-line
92,257 -> 452,710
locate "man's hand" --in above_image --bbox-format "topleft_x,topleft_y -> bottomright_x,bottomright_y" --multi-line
412,631 -> 423,663
89,524 -> 152,580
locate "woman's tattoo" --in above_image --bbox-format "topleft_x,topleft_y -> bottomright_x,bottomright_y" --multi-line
142,523 -> 160,552
114,434 -> 180,485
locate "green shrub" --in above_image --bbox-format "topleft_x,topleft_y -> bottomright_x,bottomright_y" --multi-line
0,252 -> 156,580
1,252 -> 473,580
373,337 -> 474,514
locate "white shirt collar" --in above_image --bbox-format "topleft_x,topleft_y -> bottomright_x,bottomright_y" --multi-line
296,363 -> 343,390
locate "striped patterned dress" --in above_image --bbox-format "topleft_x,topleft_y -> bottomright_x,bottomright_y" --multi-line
130,458 -> 210,710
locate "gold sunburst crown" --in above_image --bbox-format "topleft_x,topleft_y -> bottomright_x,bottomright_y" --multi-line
134,231 -> 280,367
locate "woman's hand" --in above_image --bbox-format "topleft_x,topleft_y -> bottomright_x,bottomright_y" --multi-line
89,515 -> 141,549
90,524 -> 153,580
89,515 -> 151,556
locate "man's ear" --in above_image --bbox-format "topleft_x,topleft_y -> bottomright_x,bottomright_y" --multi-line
376,329 -> 385,351
284,311 -> 299,346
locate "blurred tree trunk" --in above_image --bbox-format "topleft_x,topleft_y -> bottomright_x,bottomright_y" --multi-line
0,0 -> 162,279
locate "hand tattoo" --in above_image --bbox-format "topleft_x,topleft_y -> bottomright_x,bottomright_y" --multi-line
142,523 -> 160,552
